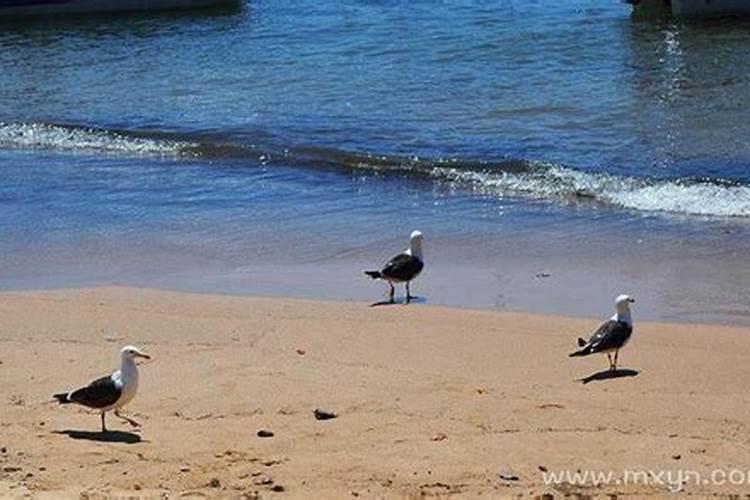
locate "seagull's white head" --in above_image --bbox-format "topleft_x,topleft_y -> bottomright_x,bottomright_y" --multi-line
615,294 -> 635,314
409,230 -> 424,260
120,345 -> 151,361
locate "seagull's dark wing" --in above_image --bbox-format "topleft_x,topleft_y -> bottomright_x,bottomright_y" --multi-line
585,320 -> 632,353
381,253 -> 423,282
68,375 -> 121,409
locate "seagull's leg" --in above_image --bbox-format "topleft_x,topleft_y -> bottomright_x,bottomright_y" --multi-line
607,353 -> 614,371
389,282 -> 395,303
114,409 -> 141,428
101,412 -> 107,433
613,350 -> 619,371
406,282 -> 411,304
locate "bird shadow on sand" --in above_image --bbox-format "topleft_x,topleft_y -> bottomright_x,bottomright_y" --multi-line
370,296 -> 427,307
578,368 -> 639,385
53,429 -> 142,444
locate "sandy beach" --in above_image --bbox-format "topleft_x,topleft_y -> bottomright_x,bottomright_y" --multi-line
1,287 -> 750,498
5,2 -> 750,499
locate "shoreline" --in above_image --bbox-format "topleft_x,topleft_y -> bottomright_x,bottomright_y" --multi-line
1,281 -> 746,330
2,287 -> 750,498
3,239 -> 750,328
4,148 -> 750,329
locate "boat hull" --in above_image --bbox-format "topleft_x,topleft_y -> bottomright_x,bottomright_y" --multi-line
0,0 -> 238,16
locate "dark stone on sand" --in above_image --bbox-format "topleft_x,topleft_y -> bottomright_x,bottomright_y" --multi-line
672,454 -> 681,460
257,430 -> 274,438
538,465 -> 548,472
498,472 -> 519,481
314,408 -> 337,420
208,478 -> 221,488
1,447 -> 6,454
271,484 -> 285,492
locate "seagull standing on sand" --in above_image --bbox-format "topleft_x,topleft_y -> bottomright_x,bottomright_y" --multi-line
365,230 -> 424,304
569,294 -> 635,371
54,345 -> 151,432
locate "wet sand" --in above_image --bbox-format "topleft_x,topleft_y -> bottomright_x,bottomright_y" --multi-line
4,228 -> 750,328
2,287 -> 750,498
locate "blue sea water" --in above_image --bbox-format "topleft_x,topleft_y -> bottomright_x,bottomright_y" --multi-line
1,1 -> 750,323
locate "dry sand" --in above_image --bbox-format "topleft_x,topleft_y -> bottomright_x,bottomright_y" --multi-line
1,287 -> 750,498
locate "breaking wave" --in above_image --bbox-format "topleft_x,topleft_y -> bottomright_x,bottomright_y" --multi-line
1,120 -> 749,218
0,122 -> 197,156
432,162 -> 750,218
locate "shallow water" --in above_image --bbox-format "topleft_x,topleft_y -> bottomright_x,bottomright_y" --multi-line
1,1 -> 750,324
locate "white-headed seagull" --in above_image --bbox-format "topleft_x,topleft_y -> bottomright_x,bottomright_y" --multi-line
365,230 -> 424,304
54,345 -> 151,432
570,294 -> 635,371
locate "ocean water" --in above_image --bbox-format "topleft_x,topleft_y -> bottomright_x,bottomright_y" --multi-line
1,1 -> 750,324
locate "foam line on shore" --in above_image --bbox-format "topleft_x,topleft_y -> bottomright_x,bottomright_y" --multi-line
2,120 -> 749,218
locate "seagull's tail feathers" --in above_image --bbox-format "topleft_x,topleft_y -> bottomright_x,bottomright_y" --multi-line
364,270 -> 382,280
569,345 -> 593,357
53,392 -> 72,404
577,337 -> 588,347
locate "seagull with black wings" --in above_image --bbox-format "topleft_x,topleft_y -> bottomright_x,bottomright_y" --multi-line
570,294 -> 635,371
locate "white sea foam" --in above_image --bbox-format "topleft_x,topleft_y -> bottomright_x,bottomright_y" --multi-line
3,122 -> 747,218
0,122 -> 196,156
432,162 -> 750,218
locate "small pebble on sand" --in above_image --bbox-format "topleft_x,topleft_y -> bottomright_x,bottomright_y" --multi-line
314,409 -> 337,420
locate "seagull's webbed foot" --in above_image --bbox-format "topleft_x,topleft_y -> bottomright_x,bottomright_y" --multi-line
115,409 -> 141,428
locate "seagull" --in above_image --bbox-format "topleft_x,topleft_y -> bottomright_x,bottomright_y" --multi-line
365,230 -> 424,304
53,345 -> 151,432
569,294 -> 635,371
